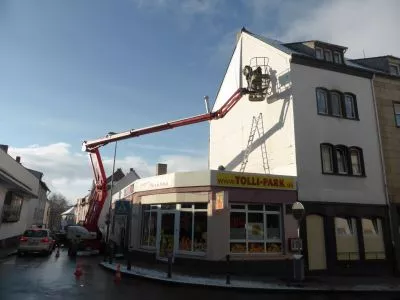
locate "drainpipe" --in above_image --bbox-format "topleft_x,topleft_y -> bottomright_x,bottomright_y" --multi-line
370,73 -> 398,273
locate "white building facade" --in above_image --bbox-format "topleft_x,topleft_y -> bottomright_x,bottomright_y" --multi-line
209,29 -> 390,275
0,145 -> 39,248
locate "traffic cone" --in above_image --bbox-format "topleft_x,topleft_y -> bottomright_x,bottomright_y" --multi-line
74,261 -> 83,278
114,264 -> 121,284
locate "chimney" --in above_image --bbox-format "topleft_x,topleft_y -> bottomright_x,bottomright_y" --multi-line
16,156 -> 21,163
0,144 -> 8,153
156,163 -> 167,175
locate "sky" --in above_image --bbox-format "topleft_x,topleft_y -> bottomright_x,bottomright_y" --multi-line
2,0 -> 399,203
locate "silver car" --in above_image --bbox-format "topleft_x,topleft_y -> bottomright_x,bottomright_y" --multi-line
18,229 -> 55,256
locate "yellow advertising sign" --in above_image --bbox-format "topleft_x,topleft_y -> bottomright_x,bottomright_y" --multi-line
216,172 -> 295,190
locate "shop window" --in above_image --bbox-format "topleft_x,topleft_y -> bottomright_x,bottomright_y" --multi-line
178,204 -> 207,253
362,218 -> 386,260
2,192 -> 23,223
140,205 -> 158,248
335,217 -> 360,260
230,204 -> 282,254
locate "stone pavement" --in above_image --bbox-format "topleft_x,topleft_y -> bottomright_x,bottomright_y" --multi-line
100,261 -> 400,292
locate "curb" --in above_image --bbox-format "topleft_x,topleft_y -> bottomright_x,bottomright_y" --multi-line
98,262 -> 400,293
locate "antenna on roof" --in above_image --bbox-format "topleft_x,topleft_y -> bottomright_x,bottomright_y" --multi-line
363,49 -> 366,58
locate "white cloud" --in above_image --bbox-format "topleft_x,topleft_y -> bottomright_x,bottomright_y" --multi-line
9,143 -> 208,203
243,0 -> 400,58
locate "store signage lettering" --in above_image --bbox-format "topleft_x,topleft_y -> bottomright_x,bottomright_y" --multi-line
216,173 -> 295,190
135,174 -> 174,192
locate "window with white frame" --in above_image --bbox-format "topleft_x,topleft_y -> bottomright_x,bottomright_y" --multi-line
230,204 -> 282,254
178,203 -> 207,253
330,92 -> 342,117
140,205 -> 158,248
333,51 -> 342,64
315,47 -> 324,60
316,88 -> 329,114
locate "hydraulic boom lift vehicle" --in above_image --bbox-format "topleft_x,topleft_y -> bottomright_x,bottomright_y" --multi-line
67,60 -> 272,256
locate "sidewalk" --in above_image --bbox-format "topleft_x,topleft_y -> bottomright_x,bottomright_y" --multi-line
100,261 -> 400,292
0,246 -> 17,259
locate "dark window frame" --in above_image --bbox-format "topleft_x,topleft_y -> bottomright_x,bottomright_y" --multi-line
330,90 -> 344,117
392,101 -> 400,128
320,144 -> 366,177
343,93 -> 359,120
316,87 -> 330,115
348,146 -> 366,176
315,47 -> 324,60
335,145 -> 349,175
320,143 -> 334,174
315,88 -> 359,121
1,192 -> 24,223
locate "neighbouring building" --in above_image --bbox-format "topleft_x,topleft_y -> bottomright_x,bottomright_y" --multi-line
208,28 -> 390,275
74,168 -> 125,225
26,168 -> 51,227
350,55 -> 400,272
99,168 -> 140,248
0,145 -> 39,249
60,206 -> 76,231
124,170 -> 297,276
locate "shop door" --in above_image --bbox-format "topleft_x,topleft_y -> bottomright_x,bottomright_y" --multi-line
306,215 -> 327,271
157,212 -> 178,261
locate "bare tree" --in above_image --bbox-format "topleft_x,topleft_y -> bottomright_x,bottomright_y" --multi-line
48,193 -> 70,232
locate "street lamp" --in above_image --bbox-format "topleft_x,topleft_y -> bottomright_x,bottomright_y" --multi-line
291,201 -> 305,281
105,132 -> 118,247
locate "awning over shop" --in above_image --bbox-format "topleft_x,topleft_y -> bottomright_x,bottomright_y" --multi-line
0,167 -> 37,198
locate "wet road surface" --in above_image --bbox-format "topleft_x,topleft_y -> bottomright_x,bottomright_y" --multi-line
0,249 -> 398,300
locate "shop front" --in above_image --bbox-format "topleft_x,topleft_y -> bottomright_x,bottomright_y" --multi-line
127,170 -> 298,269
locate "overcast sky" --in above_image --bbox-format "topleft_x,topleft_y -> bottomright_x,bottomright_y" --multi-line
3,0 -> 399,203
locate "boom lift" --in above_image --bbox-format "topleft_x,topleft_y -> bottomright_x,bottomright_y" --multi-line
70,62 -> 271,256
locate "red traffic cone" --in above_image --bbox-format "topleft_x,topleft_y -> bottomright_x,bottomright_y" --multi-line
74,261 -> 83,278
114,264 -> 121,284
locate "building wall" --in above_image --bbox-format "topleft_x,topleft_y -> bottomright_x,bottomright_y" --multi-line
290,63 -> 386,205
374,76 -> 400,204
0,186 -> 35,241
0,150 -> 39,242
210,32 -> 296,176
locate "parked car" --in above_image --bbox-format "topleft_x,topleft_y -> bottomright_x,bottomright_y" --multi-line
18,229 -> 56,256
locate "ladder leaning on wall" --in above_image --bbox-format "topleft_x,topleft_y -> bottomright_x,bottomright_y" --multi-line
240,113 -> 270,174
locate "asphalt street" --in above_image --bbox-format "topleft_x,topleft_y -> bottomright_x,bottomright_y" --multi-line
0,249 -> 398,300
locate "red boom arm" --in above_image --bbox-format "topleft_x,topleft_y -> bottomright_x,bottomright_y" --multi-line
82,88 -> 247,231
